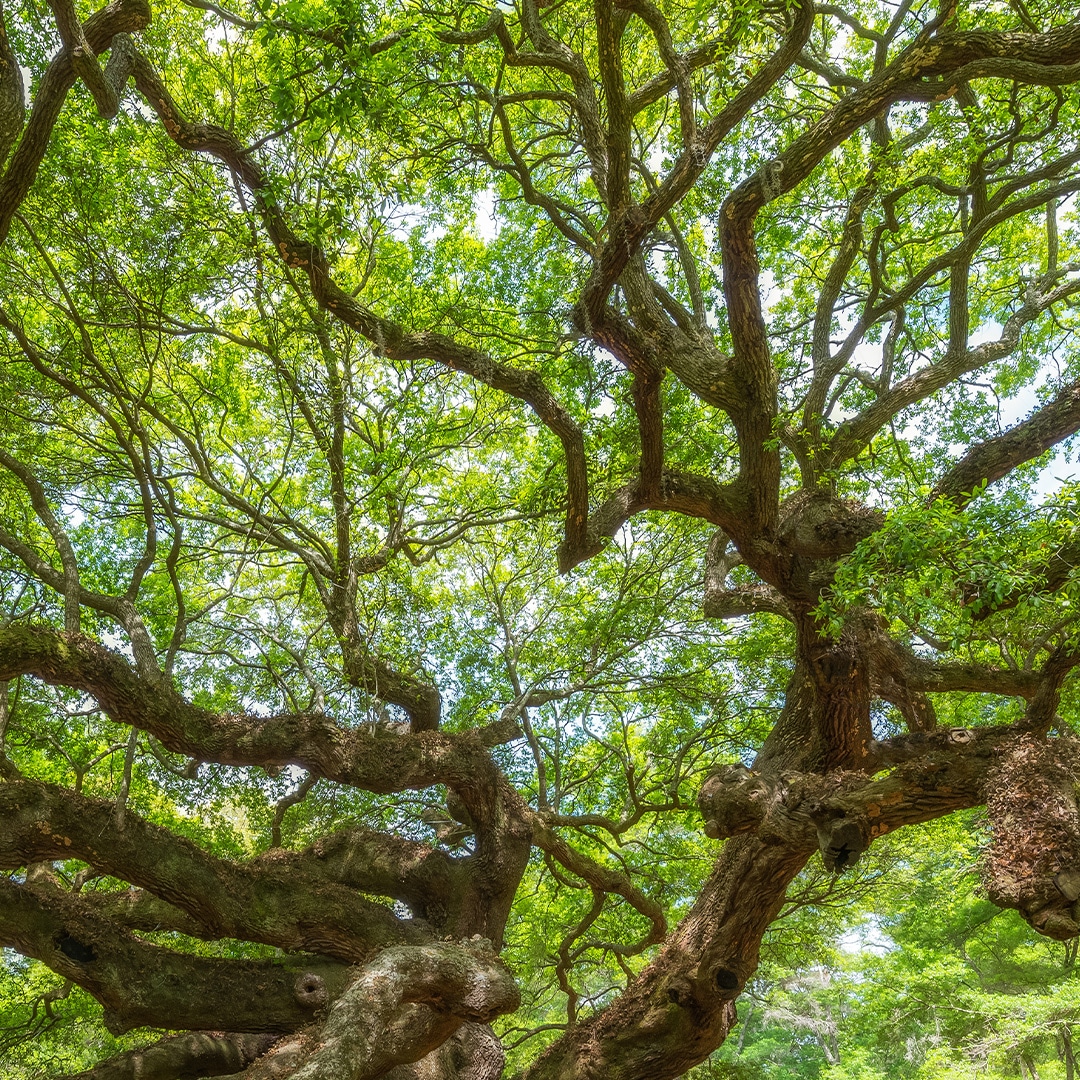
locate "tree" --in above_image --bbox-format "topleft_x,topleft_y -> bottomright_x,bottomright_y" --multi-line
0,0 -> 1080,1076
710,814 -> 1080,1079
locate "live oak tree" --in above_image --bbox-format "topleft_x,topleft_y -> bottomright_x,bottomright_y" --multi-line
1,0 -> 1080,1076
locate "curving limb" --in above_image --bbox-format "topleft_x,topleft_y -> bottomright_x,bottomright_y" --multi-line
57,1033 -> 279,1080
235,942 -> 519,1080
124,50 -> 594,567
3,2 -> 1080,1079
0,0 -> 150,242
45,0 -> 134,118
934,379 -> 1080,508
0,1 -> 23,165
0,778 -> 431,960
0,625 -> 517,804
0,876 -> 353,1034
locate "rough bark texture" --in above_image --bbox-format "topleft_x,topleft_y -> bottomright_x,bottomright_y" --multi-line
59,1033 -> 279,1080
984,736 -> 1080,940
233,947 -> 518,1080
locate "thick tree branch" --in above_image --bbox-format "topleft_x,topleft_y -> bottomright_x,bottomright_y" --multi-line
0,778 -> 428,961
81,888 -> 218,939
0,877 -> 352,1034
558,468 -> 748,573
702,527 -> 793,620
0,3 -> 24,165
277,826 -> 471,932
698,724 -> 1019,858
596,0 -> 631,210
46,0 -> 135,118
577,0 -> 815,324
864,627 -> 1042,699
126,51 -> 593,565
58,1032 -> 278,1080
984,734 -> 1080,940
0,0 -> 150,243
0,625 -> 515,803
238,942 -> 519,1080
934,378 -> 1080,508
702,584 -> 792,621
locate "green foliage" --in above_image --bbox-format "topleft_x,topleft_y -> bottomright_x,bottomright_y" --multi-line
1,0 -> 1080,1075
700,817 -> 1080,1079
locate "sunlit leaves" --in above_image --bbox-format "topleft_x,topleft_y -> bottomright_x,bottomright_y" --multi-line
819,484 -> 1080,658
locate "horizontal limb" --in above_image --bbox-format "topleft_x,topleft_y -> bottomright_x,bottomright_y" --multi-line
58,1032 -> 278,1080
0,625 -> 514,804
0,876 -> 352,1034
0,778 -> 428,961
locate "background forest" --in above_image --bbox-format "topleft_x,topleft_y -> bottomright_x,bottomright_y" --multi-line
2,0 -> 1080,1078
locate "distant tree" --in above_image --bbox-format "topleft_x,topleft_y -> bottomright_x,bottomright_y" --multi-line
1,1 -> 1080,1078
710,815 -> 1080,1079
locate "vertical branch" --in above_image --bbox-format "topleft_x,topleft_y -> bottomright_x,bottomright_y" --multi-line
519,0 -> 608,199
718,198 -> 781,533
595,0 -> 631,210
556,887 -> 604,1027
0,680 -> 9,759
631,368 -> 663,500
802,181 -> 876,441
488,567 -> 549,810
1047,196 -> 1059,275
617,0 -> 694,152
271,772 -> 317,848
45,0 -> 134,118
113,729 -> 138,830
665,210 -> 705,325
0,450 -> 82,633
0,1 -> 24,164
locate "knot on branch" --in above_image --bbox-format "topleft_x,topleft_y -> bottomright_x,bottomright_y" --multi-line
983,734 -> 1080,940
814,815 -> 869,873
294,973 -> 328,1009
777,490 -> 884,560
698,764 -> 774,839
758,157 -> 785,202
697,764 -> 870,869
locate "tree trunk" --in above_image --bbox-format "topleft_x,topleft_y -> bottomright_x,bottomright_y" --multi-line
521,637 -> 873,1080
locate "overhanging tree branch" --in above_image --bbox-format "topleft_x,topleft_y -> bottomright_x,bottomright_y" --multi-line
58,1032 -> 278,1080
0,625 -> 516,800
126,51 -> 594,566
0,778 -> 428,960
0,0 -> 150,242
0,876 -> 352,1034
934,378 -> 1080,507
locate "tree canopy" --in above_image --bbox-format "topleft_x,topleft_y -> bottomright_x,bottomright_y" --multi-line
2,0 -> 1080,1077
